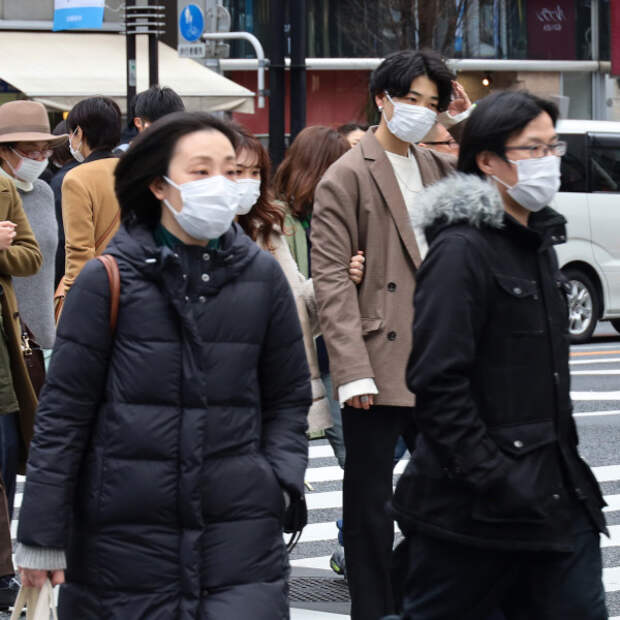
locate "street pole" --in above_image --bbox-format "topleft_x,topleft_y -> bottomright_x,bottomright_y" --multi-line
125,0 -> 137,113
289,0 -> 307,143
148,0 -> 159,86
269,0 -> 286,168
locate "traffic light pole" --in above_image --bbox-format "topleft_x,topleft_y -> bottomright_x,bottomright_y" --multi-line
125,0 -> 137,111
289,0 -> 306,143
269,0 -> 286,167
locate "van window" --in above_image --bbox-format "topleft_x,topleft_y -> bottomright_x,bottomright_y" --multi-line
588,133 -> 620,193
559,134 -> 586,193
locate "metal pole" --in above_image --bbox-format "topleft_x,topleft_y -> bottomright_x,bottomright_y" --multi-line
202,32 -> 268,108
148,0 -> 159,86
269,0 -> 286,168
289,0 -> 306,142
126,0 -> 137,112
591,0 -> 605,119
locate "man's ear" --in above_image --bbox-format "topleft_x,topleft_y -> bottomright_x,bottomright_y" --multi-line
374,93 -> 386,111
149,177 -> 166,200
133,117 -> 143,132
476,150 -> 498,176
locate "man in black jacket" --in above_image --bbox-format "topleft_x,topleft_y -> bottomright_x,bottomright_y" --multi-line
390,91 -> 607,619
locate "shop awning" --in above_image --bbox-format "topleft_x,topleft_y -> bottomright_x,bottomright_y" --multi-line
0,31 -> 255,114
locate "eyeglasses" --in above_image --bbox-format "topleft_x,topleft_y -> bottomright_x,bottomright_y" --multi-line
14,147 -> 53,160
423,139 -> 458,148
504,141 -> 567,158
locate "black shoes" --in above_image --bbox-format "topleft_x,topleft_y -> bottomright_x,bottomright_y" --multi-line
0,575 -> 20,611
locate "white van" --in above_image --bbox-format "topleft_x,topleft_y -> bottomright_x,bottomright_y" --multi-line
553,119 -> 620,343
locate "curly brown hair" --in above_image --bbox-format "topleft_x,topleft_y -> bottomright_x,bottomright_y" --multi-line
272,126 -> 350,220
230,122 -> 284,245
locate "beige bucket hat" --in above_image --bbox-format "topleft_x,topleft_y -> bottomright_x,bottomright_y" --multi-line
0,100 -> 68,146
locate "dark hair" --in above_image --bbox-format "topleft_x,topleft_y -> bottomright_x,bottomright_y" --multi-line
458,91 -> 559,178
230,122 -> 284,247
114,111 -> 238,230
67,96 -> 122,152
337,123 -> 368,135
369,49 -> 454,112
134,86 -> 185,124
51,120 -> 72,166
273,126 -> 350,220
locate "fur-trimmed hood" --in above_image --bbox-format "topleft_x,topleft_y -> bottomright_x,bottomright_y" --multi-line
412,172 -> 505,242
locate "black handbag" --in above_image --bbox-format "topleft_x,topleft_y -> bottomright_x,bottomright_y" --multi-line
20,320 -> 45,398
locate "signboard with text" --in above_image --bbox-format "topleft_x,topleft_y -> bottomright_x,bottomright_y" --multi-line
527,1 -> 576,60
53,0 -> 104,31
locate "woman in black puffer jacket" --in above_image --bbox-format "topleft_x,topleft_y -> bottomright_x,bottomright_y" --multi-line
15,112 -> 312,619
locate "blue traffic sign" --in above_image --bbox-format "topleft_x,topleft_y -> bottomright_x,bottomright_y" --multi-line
179,4 -> 205,43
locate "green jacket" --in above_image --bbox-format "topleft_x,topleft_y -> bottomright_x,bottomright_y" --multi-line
283,210 -> 309,278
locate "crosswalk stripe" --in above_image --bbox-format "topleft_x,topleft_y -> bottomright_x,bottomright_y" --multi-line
305,459 -> 407,483
605,566 -> 620,593
291,609 -> 348,619
571,357 -> 620,365
573,410 -> 620,418
571,390 -> 620,400
604,494 -> 620,512
309,444 -> 339,459
572,369 -> 620,375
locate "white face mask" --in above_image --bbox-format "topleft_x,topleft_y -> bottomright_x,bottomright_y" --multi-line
493,155 -> 561,213
384,92 -> 438,145
236,178 -> 261,215
8,149 -> 48,183
69,130 -> 85,163
163,175 -> 240,241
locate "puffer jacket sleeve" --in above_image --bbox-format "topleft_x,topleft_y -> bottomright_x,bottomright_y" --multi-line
259,259 -> 311,499
17,259 -> 112,548
407,232 -> 511,491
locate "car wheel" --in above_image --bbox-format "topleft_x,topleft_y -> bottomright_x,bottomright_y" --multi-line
563,268 -> 600,344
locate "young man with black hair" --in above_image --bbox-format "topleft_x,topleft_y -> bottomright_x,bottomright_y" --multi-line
114,86 -> 185,154
133,85 -> 185,132
311,49 -> 471,620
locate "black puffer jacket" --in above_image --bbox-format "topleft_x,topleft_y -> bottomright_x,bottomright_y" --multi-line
391,173 -> 606,552
18,223 -> 311,619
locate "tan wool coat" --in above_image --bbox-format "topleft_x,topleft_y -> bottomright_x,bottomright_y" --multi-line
62,157 -> 120,294
256,227 -> 332,434
0,176 -> 43,471
311,128 -> 456,407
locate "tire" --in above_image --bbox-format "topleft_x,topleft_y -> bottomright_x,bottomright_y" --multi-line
563,268 -> 600,344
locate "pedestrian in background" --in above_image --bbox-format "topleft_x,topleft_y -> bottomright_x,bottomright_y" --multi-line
49,120 -> 79,288
0,101 -> 63,358
390,91 -> 607,619
273,126 -> 352,471
57,96 -> 121,310
115,85 -> 185,153
338,122 -> 368,147
16,112 -> 311,619
418,121 -> 460,156
311,49 -> 470,620
233,123 -> 365,438
0,172 -> 42,608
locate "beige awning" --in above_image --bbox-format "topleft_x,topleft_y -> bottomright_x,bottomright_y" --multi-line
0,31 -> 255,114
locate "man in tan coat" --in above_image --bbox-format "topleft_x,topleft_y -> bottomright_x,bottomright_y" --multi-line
311,50 -> 471,620
61,97 -> 121,297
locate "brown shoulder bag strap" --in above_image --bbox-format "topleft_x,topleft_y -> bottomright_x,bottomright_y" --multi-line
96,255 -> 120,334
94,209 -> 121,254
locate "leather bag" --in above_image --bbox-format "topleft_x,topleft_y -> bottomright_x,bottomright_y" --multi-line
20,321 -> 45,398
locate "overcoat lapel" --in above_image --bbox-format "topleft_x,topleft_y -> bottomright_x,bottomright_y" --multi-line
360,131 -> 423,269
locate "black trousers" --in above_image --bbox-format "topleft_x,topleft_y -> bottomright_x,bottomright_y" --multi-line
393,507 -> 607,620
341,404 -> 416,620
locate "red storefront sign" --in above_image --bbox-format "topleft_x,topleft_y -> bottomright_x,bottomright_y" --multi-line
612,0 -> 620,76
527,1 -> 576,60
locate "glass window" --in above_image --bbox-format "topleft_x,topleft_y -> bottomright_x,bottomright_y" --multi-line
588,133 -> 620,193
559,134 -> 587,193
